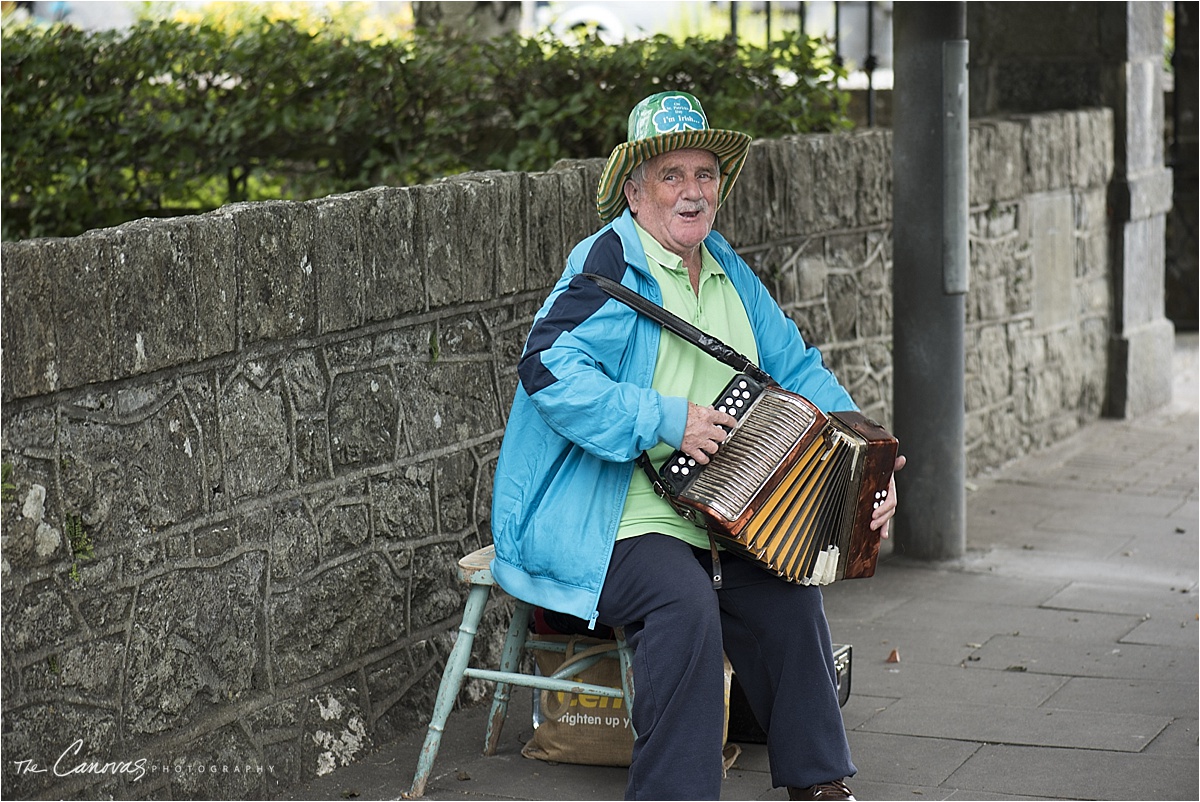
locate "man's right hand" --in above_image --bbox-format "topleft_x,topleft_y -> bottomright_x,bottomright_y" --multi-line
681,402 -> 739,464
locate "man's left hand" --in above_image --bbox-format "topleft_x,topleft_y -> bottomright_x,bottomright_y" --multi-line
870,454 -> 906,539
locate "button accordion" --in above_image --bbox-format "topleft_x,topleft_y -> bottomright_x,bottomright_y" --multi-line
658,373 -> 898,586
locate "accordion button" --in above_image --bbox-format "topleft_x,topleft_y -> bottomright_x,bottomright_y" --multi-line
718,406 -> 728,413
739,381 -> 748,389
671,465 -> 679,473
736,399 -> 744,407
724,397 -> 734,406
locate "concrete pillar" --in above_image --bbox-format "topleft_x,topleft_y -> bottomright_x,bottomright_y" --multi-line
891,3 -> 968,561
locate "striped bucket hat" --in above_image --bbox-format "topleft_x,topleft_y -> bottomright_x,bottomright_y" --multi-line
595,91 -> 753,224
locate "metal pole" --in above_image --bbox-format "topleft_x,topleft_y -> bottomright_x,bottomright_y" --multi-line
866,1 -> 877,127
834,2 -> 843,68
891,2 -> 968,562
730,0 -> 738,42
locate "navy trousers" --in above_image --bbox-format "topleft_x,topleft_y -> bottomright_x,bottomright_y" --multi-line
596,534 -> 855,801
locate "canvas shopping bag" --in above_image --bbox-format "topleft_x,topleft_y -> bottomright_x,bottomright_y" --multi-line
521,634 -> 735,768
521,634 -> 634,766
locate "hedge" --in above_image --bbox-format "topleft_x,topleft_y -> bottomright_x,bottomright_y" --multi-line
1,19 -> 850,240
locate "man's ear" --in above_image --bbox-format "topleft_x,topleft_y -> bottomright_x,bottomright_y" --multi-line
623,180 -> 640,214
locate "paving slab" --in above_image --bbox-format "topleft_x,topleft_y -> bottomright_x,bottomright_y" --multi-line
860,698 -> 1171,752
1043,676 -> 1199,717
1041,581 -> 1199,615
1120,612 -> 1199,647
969,634 -> 1198,682
840,731 -> 981,788
851,661 -> 1067,706
1141,718 -> 1199,757
945,743 -> 1198,801
873,596 -> 1145,642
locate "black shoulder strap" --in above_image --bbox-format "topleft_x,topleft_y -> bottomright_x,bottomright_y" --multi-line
580,272 -> 776,387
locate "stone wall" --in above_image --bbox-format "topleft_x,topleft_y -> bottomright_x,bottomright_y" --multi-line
0,108 -> 1113,800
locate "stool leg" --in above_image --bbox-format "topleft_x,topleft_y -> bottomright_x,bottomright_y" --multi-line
615,627 -> 637,739
483,599 -> 533,755
409,584 -> 490,798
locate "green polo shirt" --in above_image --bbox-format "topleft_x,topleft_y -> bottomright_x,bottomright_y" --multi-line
616,223 -> 760,549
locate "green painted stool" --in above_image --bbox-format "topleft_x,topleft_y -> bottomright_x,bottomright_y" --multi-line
408,545 -> 634,798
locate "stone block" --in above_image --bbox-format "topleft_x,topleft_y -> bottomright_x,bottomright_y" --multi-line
1028,191 -> 1076,330
1074,108 -> 1115,189
219,369 -> 290,502
1,579 -> 78,653
554,163 -> 597,259
435,450 -> 477,534
1106,317 -> 1175,417
526,171 -> 568,291
164,720 -> 268,798
57,389 -> 207,536
448,171 -> 527,298
319,500 -> 371,561
416,183 -> 463,311
0,701 -> 119,799
302,686 -> 372,780
186,212 -> 239,360
228,200 -> 317,344
124,552 -> 266,736
108,219 -> 200,379
328,368 -> 400,471
852,129 -> 892,226
1022,112 -> 1080,193
719,137 -> 767,245
270,553 -> 399,685
764,138 -> 808,241
372,465 -> 435,539
439,313 -> 491,358
407,540 -> 467,631
1124,59 -> 1166,172
809,133 -> 858,230
1,241 -> 58,400
311,194 -> 366,335
970,118 -> 1025,204
1112,166 -> 1175,221
1073,186 -> 1108,233
359,186 -> 424,321
53,232 -> 117,391
270,499 -> 320,581
398,361 -> 502,454
1119,214 -> 1167,328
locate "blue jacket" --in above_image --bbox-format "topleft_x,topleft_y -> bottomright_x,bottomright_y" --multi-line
490,210 -> 857,626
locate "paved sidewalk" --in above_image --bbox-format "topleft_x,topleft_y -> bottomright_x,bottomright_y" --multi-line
288,334 -> 1198,802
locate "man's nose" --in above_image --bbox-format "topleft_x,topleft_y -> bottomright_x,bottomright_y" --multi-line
681,176 -> 704,199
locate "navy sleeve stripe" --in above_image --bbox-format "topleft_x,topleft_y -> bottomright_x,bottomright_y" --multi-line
518,230 -> 629,396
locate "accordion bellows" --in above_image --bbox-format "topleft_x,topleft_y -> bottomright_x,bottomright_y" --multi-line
659,375 -> 898,585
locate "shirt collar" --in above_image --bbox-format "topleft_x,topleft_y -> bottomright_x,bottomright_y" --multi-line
631,220 -> 723,281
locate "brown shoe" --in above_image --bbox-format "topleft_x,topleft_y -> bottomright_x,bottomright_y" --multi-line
787,779 -> 856,800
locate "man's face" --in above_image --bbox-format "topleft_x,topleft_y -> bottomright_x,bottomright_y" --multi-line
624,148 -> 720,259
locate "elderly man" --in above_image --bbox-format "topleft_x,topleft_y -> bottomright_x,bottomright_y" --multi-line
491,92 -> 903,801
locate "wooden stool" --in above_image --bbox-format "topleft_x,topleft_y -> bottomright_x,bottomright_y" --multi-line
407,545 -> 634,798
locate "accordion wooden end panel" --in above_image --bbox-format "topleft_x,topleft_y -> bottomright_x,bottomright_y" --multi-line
659,376 -> 898,586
